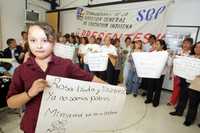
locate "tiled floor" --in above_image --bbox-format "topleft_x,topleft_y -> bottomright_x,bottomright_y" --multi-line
0,91 -> 199,133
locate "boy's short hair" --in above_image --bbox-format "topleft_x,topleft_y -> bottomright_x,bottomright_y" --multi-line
28,22 -> 56,43
6,38 -> 15,46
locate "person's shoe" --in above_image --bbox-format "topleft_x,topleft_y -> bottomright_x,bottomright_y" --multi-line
198,124 -> 200,128
126,91 -> 131,95
153,103 -> 159,107
167,102 -> 172,106
144,100 -> 152,104
133,94 -> 137,97
169,111 -> 183,116
183,121 -> 192,126
141,92 -> 146,97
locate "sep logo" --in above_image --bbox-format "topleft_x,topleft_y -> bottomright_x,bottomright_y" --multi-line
136,5 -> 166,22
76,7 -> 85,20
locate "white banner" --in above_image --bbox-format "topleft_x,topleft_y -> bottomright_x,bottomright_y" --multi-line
54,43 -> 75,60
35,75 -> 126,133
86,52 -> 108,71
132,51 -> 169,78
173,56 -> 200,80
76,0 -> 172,42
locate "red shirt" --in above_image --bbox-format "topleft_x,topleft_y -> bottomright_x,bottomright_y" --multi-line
7,55 -> 93,133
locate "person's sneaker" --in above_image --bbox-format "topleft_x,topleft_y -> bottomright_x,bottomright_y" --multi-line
198,124 -> 200,128
183,121 -> 192,126
167,102 -> 172,106
144,100 -> 152,104
126,91 -> 131,95
169,111 -> 183,116
133,94 -> 137,97
153,103 -> 159,107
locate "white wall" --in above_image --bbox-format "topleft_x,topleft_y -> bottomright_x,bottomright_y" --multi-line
0,0 -> 50,49
0,0 -> 26,49
59,0 -> 88,9
27,0 -> 50,22
167,0 -> 200,26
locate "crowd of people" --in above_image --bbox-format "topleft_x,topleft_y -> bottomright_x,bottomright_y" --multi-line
0,23 -> 200,133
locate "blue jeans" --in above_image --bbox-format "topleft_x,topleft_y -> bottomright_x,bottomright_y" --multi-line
126,69 -> 141,94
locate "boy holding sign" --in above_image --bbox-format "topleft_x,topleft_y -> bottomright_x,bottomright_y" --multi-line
6,23 -> 105,133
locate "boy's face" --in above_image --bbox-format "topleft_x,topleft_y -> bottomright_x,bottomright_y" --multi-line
28,26 -> 54,60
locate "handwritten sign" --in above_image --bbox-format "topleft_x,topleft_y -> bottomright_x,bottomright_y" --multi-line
53,43 -> 75,60
132,51 -> 169,78
173,56 -> 200,80
85,52 -> 108,71
35,75 -> 126,133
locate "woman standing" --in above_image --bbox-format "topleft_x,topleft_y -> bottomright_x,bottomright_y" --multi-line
145,39 -> 168,107
126,40 -> 143,97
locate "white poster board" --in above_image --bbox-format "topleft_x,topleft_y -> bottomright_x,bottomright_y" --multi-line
86,52 -> 108,71
173,56 -> 200,80
35,75 -> 126,133
54,43 -> 75,60
132,51 -> 169,78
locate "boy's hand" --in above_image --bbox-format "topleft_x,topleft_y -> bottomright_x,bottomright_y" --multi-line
28,79 -> 49,97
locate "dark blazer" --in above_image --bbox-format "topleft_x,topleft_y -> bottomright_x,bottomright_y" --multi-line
3,46 -> 23,63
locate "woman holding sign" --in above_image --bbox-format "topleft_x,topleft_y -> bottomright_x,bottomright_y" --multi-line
183,42 -> 200,127
168,37 -> 193,106
6,23 -> 105,133
82,36 -> 101,72
145,39 -> 168,107
126,40 -> 143,97
101,36 -> 118,85
169,38 -> 193,116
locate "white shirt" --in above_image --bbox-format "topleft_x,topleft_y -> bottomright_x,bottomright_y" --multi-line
84,43 -> 101,54
177,49 -> 190,56
100,44 -> 117,56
